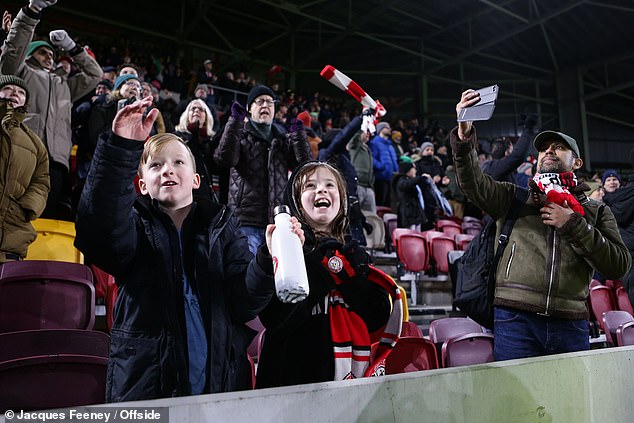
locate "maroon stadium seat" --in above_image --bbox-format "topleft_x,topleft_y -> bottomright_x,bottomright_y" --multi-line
0,260 -> 95,333
441,333 -> 494,368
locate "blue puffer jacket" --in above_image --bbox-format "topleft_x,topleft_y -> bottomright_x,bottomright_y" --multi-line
369,134 -> 398,182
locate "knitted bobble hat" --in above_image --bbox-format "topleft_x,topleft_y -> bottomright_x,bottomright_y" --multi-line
0,74 -> 29,104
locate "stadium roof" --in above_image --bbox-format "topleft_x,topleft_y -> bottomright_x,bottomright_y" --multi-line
7,0 -> 634,164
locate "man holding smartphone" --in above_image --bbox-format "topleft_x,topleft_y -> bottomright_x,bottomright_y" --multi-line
451,88 -> 630,361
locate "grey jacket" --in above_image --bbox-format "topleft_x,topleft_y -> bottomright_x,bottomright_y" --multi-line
0,7 -> 102,169
451,127 -> 631,319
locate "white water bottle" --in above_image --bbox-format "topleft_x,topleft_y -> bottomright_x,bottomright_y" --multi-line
271,205 -> 309,303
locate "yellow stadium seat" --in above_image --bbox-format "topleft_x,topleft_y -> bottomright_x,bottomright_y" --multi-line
398,284 -> 409,322
25,219 -> 83,264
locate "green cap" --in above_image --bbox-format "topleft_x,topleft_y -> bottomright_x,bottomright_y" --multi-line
26,40 -> 54,58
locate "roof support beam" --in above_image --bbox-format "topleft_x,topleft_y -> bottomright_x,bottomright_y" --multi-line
427,0 -> 585,74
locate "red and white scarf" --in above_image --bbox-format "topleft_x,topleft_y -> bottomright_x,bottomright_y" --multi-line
532,172 -> 585,215
322,252 -> 402,380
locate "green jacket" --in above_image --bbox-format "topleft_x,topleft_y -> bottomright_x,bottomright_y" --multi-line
0,102 -> 50,260
451,127 -> 631,319
347,132 -> 374,188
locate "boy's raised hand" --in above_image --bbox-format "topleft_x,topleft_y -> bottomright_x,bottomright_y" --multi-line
112,97 -> 159,141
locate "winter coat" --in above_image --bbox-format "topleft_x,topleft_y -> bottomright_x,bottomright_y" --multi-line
214,116 -> 310,228
604,174 -> 634,299
392,174 -> 428,228
0,7 -> 102,169
87,99 -> 117,159
415,154 -> 444,179
255,162 -> 391,388
603,174 -> 634,254
0,101 -> 49,260
75,134 -> 274,402
451,127 -> 631,319
175,128 -> 223,202
369,135 -> 398,182
347,132 -> 374,188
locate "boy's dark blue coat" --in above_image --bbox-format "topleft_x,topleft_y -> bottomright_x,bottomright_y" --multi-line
75,134 -> 274,402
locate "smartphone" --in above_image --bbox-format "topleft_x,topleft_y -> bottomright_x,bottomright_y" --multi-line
458,84 -> 499,122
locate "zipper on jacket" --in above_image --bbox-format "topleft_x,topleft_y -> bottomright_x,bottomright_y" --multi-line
504,242 -> 516,279
544,228 -> 558,315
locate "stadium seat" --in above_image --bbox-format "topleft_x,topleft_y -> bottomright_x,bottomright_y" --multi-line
615,286 -> 634,315
461,220 -> 483,236
429,317 -> 485,365
391,227 -> 417,252
0,354 -> 107,412
436,219 -> 462,237
362,211 -> 385,252
0,328 -> 109,412
0,261 -> 95,333
384,337 -> 438,374
602,310 -> 634,346
454,233 -> 475,251
441,333 -> 494,368
400,321 -> 423,338
0,329 -> 109,363
589,285 -> 616,331
398,285 -> 410,322
395,232 -> 428,305
383,213 -> 398,252
375,206 -> 392,219
616,321 -> 634,346
422,230 -> 455,274
25,219 -> 84,264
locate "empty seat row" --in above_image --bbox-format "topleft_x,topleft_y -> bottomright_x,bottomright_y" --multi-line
0,259 -> 109,412
378,317 -> 494,372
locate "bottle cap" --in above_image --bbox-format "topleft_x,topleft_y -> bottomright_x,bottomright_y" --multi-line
274,205 -> 291,216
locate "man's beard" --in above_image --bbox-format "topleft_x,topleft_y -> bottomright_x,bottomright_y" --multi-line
252,115 -> 272,125
538,157 -> 566,173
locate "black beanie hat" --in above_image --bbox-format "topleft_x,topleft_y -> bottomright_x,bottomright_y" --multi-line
399,161 -> 415,175
247,84 -> 275,110
0,74 -> 29,105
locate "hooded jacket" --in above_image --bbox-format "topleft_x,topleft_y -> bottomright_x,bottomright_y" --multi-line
0,101 -> 49,260
0,7 -> 102,169
214,116 -> 310,228
75,134 -> 274,402
451,127 -> 631,319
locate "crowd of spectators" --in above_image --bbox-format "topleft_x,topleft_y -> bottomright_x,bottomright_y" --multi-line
1,1 -> 632,408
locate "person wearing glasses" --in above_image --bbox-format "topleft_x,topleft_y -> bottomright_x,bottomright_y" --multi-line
215,84 -> 310,254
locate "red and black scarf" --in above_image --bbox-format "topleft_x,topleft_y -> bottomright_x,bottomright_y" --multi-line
532,172 -> 585,215
322,251 -> 402,380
